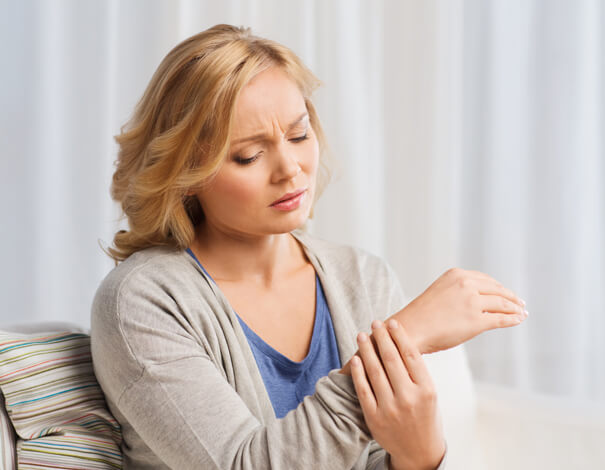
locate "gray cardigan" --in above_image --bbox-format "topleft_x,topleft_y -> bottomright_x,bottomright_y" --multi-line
91,228 -> 447,469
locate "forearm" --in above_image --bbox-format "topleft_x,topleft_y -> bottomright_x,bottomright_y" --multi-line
343,267 -> 529,375
339,308 -> 421,376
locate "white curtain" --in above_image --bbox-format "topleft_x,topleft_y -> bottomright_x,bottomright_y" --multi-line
1,1 -> 603,468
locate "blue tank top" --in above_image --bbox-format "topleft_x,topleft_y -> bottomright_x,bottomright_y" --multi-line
186,248 -> 342,418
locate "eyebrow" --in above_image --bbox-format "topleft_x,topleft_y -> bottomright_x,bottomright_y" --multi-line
231,112 -> 309,145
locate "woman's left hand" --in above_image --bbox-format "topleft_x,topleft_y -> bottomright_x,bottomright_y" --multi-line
350,319 -> 446,470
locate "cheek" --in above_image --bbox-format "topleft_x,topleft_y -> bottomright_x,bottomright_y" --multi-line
218,176 -> 258,204
202,172 -> 261,213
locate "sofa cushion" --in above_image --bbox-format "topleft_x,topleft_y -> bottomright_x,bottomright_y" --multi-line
0,329 -> 122,469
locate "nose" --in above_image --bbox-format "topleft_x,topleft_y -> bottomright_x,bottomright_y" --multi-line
270,145 -> 302,184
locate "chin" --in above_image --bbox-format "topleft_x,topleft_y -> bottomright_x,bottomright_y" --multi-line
264,211 -> 311,235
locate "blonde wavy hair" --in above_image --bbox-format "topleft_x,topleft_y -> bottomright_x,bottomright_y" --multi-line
107,24 -> 331,262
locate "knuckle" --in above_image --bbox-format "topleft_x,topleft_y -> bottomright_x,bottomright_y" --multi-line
457,275 -> 472,289
446,267 -> 461,278
383,402 -> 397,418
410,391 -> 426,407
381,348 -> 399,364
403,348 -> 420,362
420,385 -> 437,401
358,387 -> 373,402
398,394 -> 414,410
366,363 -> 382,379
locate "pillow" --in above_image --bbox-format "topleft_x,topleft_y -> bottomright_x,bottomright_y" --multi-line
0,391 -> 17,470
0,330 -> 122,469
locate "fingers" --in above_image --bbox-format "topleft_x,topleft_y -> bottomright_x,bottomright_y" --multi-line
476,281 -> 528,328
350,355 -> 377,417
387,319 -> 435,388
352,320 -> 436,416
482,312 -> 525,330
356,331 -> 393,404
475,278 -> 525,308
479,294 -> 526,316
370,320 -> 413,393
455,269 -> 526,309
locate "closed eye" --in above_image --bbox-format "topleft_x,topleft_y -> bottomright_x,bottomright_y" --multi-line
290,133 -> 308,143
234,154 -> 260,165
233,133 -> 309,165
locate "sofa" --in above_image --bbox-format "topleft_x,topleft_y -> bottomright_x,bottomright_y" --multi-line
0,322 -> 482,470
0,322 -> 122,469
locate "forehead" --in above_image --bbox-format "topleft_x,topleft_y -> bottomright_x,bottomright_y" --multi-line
230,67 -> 306,137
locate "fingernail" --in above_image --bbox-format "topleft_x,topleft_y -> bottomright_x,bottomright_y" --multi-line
358,332 -> 368,343
352,356 -> 361,367
388,319 -> 398,329
524,309 -> 529,317
520,299 -> 527,306
371,320 -> 383,329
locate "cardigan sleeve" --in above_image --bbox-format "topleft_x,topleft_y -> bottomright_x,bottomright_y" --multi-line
115,360 -> 372,469
91,264 -> 375,470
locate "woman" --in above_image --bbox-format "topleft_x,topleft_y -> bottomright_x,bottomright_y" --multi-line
91,24 -> 527,470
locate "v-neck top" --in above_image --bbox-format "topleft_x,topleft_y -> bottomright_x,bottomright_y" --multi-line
185,247 -> 342,418
91,228 -> 448,469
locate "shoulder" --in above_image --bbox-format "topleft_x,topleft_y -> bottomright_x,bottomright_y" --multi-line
292,228 -> 407,320
93,246 -> 200,307
91,245 -> 211,345
292,228 -> 399,285
90,246 -> 220,407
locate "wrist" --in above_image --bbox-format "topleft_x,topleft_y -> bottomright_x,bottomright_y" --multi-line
391,305 -> 427,354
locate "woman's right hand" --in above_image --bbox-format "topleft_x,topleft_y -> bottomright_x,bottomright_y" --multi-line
351,318 -> 446,470
394,267 -> 528,354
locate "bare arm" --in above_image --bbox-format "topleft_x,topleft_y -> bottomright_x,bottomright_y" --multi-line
341,267 -> 527,375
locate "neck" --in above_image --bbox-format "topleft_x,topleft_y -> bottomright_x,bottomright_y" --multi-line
190,223 -> 308,286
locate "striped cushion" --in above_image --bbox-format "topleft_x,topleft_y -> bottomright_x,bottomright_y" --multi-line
0,391 -> 17,470
0,331 -> 122,469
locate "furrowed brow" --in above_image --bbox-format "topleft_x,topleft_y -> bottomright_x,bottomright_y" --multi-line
231,112 -> 309,145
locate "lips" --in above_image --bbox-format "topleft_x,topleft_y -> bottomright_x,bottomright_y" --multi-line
270,188 -> 307,206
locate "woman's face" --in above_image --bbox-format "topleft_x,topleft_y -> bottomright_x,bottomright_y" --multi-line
193,66 -> 320,239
